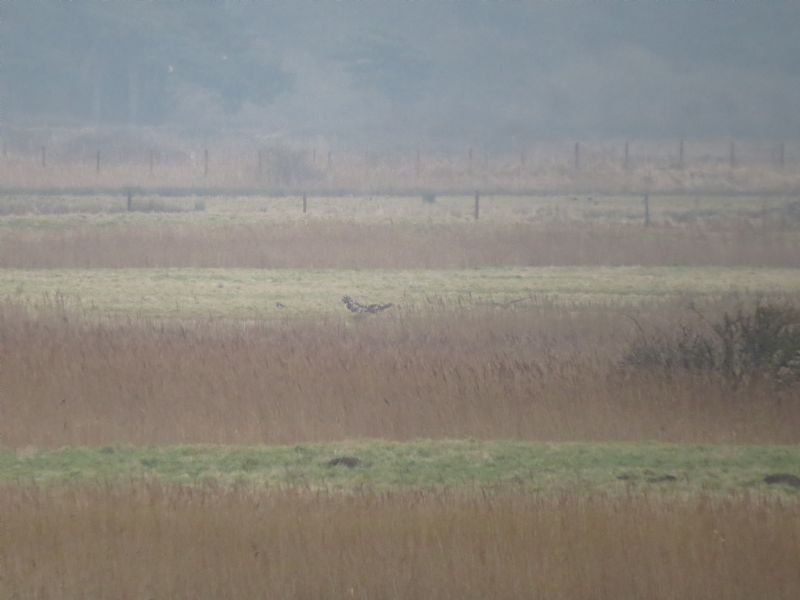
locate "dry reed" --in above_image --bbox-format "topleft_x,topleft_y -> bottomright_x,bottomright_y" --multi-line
2,300 -> 798,447
1,481 -> 798,599
2,221 -> 799,268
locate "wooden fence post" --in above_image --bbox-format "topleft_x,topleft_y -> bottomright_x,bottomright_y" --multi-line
126,190 -> 133,212
41,146 -> 46,168
679,138 -> 684,169
96,150 -> 101,174
149,149 -> 154,175
643,193 -> 650,227
415,149 -> 421,178
624,141 -> 630,169
468,147 -> 473,174
574,142 -> 580,170
302,192 -> 307,214
474,191 -> 480,220
204,148 -> 209,177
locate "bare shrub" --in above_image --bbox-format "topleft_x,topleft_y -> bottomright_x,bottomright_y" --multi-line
260,146 -> 321,187
128,197 -> 187,213
623,303 -> 800,387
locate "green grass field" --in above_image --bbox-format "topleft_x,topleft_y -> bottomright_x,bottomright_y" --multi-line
3,266 -> 799,318
4,441 -> 799,494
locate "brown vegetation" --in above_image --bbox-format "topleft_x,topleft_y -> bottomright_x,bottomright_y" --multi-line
2,137 -> 799,195
2,300 -> 798,447
4,136 -> 799,599
2,221 -> 799,268
1,481 -> 798,600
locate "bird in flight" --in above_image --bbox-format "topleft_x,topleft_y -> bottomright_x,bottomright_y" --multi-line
342,296 -> 393,314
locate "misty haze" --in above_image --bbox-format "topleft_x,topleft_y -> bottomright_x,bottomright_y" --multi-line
1,2 -> 799,599
4,1 -> 800,143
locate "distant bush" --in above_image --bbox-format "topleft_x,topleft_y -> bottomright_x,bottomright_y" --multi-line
421,192 -> 436,204
261,146 -> 321,187
774,200 -> 800,226
623,303 -> 800,387
130,198 -> 186,213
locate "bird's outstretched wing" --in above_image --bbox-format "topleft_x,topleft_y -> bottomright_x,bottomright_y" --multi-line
365,303 -> 393,313
342,296 -> 393,314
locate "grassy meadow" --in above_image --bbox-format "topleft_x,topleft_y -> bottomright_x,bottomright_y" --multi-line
4,441 -> 800,495
2,266 -> 799,318
2,189 -> 800,598
0,191 -> 797,223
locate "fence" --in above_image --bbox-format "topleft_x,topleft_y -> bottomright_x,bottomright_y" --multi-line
0,136 -> 797,195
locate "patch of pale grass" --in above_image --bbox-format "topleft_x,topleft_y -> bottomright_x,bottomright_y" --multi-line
1,266 -> 799,319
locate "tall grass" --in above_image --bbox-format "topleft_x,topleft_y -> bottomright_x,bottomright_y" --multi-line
2,300 -> 798,447
1,481 -> 798,599
2,221 -> 799,268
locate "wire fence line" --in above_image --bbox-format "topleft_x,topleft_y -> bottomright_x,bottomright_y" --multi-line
0,135 -> 798,195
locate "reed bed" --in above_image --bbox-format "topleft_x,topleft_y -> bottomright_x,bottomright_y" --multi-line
1,481 -> 798,600
2,221 -> 799,269
2,300 -> 798,447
